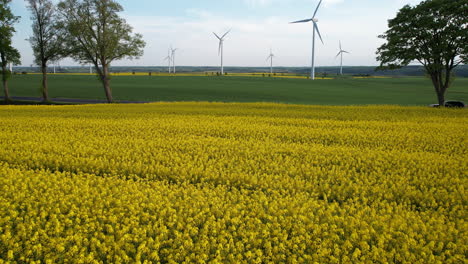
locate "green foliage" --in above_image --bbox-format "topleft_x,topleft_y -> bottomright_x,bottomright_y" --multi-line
56,0 -> 145,102
56,0 -> 145,68
377,0 -> 467,70
376,0 -> 468,105
0,0 -> 21,70
27,0 -> 67,67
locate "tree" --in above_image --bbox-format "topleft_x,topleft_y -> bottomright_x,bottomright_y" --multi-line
377,0 -> 468,106
57,0 -> 145,103
0,0 -> 21,103
27,0 -> 67,102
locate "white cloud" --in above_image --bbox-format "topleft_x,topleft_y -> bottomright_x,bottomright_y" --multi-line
243,0 -> 274,8
243,0 -> 344,8
12,0 -> 408,67
322,0 -> 345,7
395,0 -> 423,5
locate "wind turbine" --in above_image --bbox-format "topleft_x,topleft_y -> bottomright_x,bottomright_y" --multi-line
266,48 -> 275,74
213,30 -> 231,75
9,63 -> 12,73
290,0 -> 324,80
164,49 -> 172,73
336,41 -> 350,75
171,47 -> 178,74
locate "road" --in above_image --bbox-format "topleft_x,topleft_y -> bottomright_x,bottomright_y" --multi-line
1,96 -> 149,104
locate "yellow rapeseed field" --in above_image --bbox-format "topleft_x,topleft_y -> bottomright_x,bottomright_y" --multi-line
0,103 -> 466,263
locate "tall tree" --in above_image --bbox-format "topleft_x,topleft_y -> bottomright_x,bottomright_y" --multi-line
57,0 -> 145,103
377,0 -> 468,106
0,0 -> 21,103
27,0 -> 66,102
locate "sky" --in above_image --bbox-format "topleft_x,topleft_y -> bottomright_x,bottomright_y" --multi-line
9,0 -> 424,67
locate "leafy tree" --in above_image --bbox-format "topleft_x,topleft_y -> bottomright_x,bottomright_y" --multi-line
27,0 -> 67,102
0,0 -> 21,103
377,0 -> 468,106
57,0 -> 145,103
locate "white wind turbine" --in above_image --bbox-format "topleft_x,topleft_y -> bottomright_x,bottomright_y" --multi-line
9,63 -> 13,73
164,49 -> 172,73
213,30 -> 231,75
266,48 -> 275,74
52,60 -> 58,74
336,41 -> 350,75
171,47 -> 178,74
290,0 -> 324,80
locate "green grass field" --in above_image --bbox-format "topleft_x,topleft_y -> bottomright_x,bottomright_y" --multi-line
3,74 -> 468,105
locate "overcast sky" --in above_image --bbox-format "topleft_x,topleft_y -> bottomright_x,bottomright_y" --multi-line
10,0 -> 424,67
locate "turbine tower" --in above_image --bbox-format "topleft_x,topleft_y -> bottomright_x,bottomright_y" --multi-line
290,0 -> 324,80
336,41 -> 350,75
9,63 -> 12,73
213,30 -> 231,75
164,49 -> 172,73
171,47 -> 178,74
266,48 -> 275,74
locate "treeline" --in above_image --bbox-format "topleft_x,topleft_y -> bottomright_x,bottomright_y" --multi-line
0,0 -> 145,103
12,65 -> 468,77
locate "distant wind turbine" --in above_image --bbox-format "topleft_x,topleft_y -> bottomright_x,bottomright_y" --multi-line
171,47 -> 178,74
266,48 -> 275,74
290,0 -> 324,80
164,49 -> 172,73
336,41 -> 350,75
213,30 -> 231,75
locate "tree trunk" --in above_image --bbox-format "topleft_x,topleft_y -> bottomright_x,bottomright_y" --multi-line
429,72 -> 446,107
101,65 -> 113,103
1,64 -> 10,103
436,90 -> 445,107
41,63 -> 49,102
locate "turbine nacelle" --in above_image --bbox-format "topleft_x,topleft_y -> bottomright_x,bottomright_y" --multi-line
214,30 -> 231,56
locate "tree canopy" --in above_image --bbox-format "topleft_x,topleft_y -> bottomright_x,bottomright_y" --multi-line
27,0 -> 67,101
0,0 -> 21,102
377,0 -> 468,106
57,0 -> 146,103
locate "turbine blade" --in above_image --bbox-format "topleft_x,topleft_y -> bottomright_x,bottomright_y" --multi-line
335,52 -> 341,58
213,32 -> 221,40
343,51 -> 350,54
339,41 -> 342,50
221,29 -> 231,39
218,42 -> 222,55
290,18 -> 313,24
312,0 -> 323,19
314,22 -> 324,44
